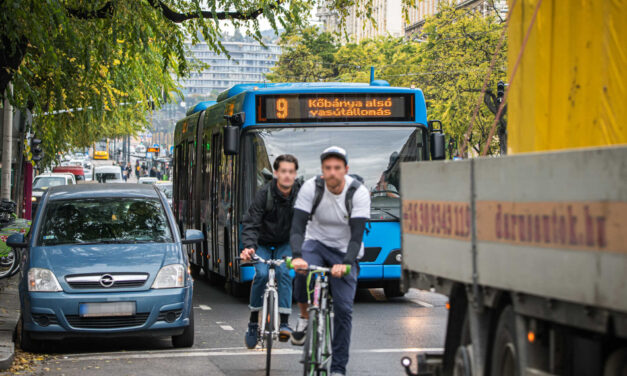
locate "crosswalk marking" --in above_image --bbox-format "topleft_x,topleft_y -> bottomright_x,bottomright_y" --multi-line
194,305 -> 212,310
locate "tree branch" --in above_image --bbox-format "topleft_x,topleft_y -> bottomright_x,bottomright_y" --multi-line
66,0 -> 282,22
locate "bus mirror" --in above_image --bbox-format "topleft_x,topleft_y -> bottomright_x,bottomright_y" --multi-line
430,132 -> 446,160
223,126 -> 239,155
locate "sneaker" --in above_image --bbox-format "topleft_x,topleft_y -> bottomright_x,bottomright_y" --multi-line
245,322 -> 259,349
278,323 -> 292,342
291,317 -> 308,346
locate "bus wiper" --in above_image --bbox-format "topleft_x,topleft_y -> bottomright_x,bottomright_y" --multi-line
372,208 -> 400,221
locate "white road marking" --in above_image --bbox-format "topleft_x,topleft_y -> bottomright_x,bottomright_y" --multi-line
220,325 -> 234,331
414,300 -> 434,308
194,305 -> 212,310
59,347 -> 444,361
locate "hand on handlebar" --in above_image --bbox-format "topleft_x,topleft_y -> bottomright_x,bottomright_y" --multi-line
290,257 -> 309,274
331,264 -> 350,278
240,248 -> 256,261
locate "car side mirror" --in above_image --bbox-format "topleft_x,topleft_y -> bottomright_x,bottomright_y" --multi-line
6,233 -> 27,248
428,120 -> 446,161
182,229 -> 204,245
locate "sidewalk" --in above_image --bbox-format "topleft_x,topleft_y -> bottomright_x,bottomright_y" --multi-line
0,274 -> 20,370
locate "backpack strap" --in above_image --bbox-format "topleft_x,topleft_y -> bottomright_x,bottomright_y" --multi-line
344,179 -> 362,218
309,176 -> 325,220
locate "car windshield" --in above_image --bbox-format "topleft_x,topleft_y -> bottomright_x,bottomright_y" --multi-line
157,184 -> 173,198
95,172 -> 121,182
33,177 -> 66,189
242,126 -> 424,221
37,198 -> 173,246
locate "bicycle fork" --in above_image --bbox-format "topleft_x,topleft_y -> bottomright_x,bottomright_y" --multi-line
260,268 -> 280,347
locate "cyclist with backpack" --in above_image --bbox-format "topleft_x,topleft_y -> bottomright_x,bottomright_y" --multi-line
289,146 -> 371,376
239,154 -> 300,348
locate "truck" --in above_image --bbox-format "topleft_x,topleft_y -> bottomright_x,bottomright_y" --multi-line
400,1 -> 627,375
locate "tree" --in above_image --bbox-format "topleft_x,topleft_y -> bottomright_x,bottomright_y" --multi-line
267,5 -> 506,155
0,0 -> 351,165
266,26 -> 339,82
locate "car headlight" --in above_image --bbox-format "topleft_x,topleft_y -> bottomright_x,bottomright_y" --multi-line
31,196 -> 37,202
151,264 -> 185,289
28,268 -> 62,292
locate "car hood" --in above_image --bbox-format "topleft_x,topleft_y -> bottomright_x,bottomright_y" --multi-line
30,242 -> 182,286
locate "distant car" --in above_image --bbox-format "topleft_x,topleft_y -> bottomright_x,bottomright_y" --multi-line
31,173 -> 76,215
73,153 -> 87,160
94,166 -> 123,183
7,184 -> 203,351
138,177 -> 158,185
155,182 -> 173,207
52,166 -> 85,182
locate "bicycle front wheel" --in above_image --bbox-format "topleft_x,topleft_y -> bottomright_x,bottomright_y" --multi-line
303,309 -> 319,376
0,249 -> 17,279
318,309 -> 333,376
265,293 -> 274,376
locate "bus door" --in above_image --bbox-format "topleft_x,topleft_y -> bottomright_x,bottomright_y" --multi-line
192,112 -> 205,268
200,130 -> 212,275
210,131 -> 224,276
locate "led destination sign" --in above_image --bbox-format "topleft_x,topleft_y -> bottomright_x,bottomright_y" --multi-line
256,94 -> 414,123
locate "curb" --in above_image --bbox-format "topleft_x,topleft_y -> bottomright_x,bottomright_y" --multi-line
0,276 -> 20,371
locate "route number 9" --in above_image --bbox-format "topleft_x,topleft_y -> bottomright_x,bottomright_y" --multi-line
276,98 -> 288,119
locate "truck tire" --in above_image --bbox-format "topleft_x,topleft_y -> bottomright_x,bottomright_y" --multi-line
604,348 -> 627,376
172,308 -> 195,348
383,280 -> 406,298
490,306 -> 519,376
453,344 -> 473,376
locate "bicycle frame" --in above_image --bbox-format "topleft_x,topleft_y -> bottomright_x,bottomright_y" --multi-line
259,265 -> 281,347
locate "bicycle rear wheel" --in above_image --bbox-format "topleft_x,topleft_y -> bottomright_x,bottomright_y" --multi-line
265,293 -> 274,376
303,309 -> 319,376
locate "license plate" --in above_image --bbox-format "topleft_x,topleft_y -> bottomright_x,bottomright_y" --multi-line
79,302 -> 136,317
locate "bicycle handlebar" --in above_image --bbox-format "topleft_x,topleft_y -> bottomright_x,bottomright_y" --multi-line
235,254 -> 285,266
284,257 -> 351,276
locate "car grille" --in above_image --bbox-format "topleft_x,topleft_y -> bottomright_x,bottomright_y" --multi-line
65,313 -> 150,329
65,273 -> 149,289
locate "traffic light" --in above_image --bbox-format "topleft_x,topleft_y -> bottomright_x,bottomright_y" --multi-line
31,137 -> 43,162
497,81 -> 506,104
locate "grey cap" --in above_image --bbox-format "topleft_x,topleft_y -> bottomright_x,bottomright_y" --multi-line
320,146 -> 348,164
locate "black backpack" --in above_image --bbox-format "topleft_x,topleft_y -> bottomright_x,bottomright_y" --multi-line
309,174 -> 364,220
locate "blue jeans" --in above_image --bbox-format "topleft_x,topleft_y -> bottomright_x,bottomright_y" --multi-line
293,240 -> 359,375
249,243 -> 292,315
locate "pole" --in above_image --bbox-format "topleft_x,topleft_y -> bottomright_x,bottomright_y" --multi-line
2,83 -> 13,200
23,162 -> 32,219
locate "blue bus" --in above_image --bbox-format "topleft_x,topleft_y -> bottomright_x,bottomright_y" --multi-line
172,81 -> 445,297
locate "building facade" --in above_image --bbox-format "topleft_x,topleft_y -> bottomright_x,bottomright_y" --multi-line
405,0 -> 508,36
317,0 -> 404,43
179,41 -> 281,97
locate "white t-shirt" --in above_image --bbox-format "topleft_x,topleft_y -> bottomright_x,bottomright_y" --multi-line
294,175 -> 371,259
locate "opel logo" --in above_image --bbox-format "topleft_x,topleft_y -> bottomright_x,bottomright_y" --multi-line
99,274 -> 115,288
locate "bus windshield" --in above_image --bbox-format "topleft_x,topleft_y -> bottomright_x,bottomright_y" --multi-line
241,126 -> 425,221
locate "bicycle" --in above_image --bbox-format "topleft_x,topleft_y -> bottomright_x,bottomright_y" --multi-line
237,254 -> 285,376
285,257 -> 351,376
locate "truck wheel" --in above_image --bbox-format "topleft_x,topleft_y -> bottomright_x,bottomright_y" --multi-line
454,344 -> 473,376
383,280 -> 406,298
172,308 -> 194,348
604,348 -> 627,376
490,306 -> 519,376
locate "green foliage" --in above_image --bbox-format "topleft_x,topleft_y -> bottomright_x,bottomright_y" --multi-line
268,5 -> 507,155
266,26 -> 339,82
0,0 -> 321,165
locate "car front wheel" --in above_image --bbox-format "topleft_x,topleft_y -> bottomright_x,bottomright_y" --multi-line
172,308 -> 194,348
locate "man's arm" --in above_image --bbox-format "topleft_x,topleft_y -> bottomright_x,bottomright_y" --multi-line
289,208 -> 309,259
240,186 -> 267,250
342,217 -> 367,264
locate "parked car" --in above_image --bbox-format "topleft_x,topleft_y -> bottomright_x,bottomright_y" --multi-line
6,184 -> 203,351
138,177 -> 158,185
52,166 -> 85,182
155,181 -> 173,207
94,166 -> 123,183
31,173 -> 76,216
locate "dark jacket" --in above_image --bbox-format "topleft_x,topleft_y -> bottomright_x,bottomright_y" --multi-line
241,179 -> 300,249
